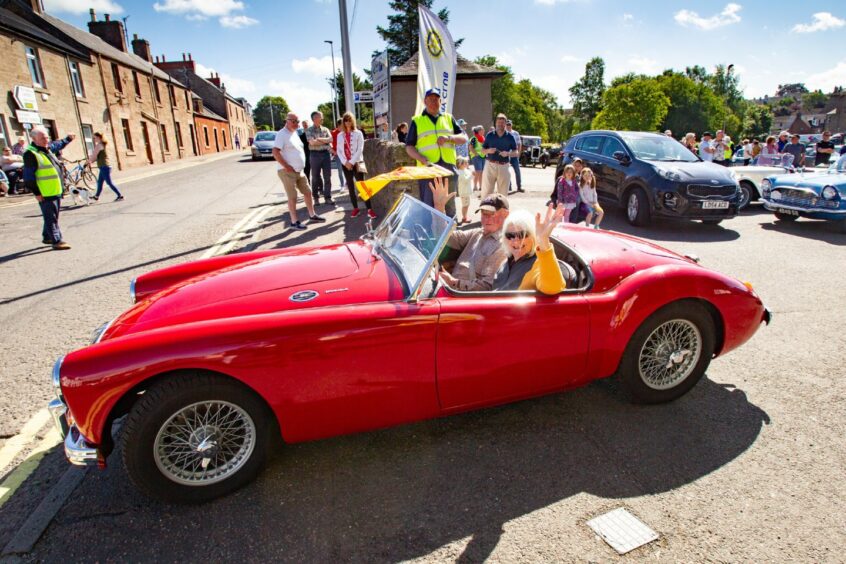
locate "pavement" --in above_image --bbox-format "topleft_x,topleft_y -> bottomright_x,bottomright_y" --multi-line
0,155 -> 844,561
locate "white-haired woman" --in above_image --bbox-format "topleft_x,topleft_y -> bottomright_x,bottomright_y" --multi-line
493,205 -> 567,294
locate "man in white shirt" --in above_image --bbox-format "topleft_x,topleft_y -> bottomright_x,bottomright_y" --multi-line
699,131 -> 715,162
273,112 -> 326,230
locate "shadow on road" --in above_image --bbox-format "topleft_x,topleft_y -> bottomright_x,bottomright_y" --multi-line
598,207 -> 741,243
37,377 -> 769,562
760,217 -> 846,245
0,246 -> 52,264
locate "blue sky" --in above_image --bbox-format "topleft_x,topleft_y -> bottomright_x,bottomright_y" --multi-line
46,0 -> 846,119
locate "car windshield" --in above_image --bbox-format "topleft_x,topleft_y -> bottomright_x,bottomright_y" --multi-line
255,132 -> 275,141
523,137 -> 541,147
369,194 -> 454,300
620,133 -> 700,162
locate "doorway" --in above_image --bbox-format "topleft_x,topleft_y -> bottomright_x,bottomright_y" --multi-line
140,121 -> 153,164
189,123 -> 197,155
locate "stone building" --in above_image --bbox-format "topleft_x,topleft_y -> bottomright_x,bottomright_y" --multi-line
192,95 -> 231,155
155,55 -> 254,153
390,54 -> 505,131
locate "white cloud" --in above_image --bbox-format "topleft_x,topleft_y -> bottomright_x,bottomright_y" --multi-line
153,0 -> 257,28
674,3 -> 742,30
195,62 -> 256,97
622,13 -> 633,21
44,0 -> 123,14
291,56 -> 334,76
560,55 -> 580,63
267,80 -> 331,119
805,60 -> 846,93
627,56 -> 660,74
791,12 -> 845,33
220,15 -> 258,28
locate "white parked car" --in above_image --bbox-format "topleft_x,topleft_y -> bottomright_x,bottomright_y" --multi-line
732,155 -> 798,209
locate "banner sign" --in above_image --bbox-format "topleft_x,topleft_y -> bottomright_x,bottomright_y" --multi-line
371,50 -> 391,141
357,164 -> 454,201
15,109 -> 41,124
415,5 -> 456,116
13,85 -> 38,111
353,91 -> 374,103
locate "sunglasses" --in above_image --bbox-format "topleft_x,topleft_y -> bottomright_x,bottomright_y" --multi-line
504,231 -> 527,240
286,118 -> 298,122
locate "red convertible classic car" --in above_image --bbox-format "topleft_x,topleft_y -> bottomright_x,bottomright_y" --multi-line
48,195 -> 769,502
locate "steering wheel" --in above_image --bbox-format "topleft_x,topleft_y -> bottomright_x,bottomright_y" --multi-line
412,223 -> 430,253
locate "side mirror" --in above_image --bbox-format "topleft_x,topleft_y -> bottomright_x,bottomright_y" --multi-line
613,151 -> 630,164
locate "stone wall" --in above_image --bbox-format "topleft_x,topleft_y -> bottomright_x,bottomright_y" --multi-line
362,138 -> 415,217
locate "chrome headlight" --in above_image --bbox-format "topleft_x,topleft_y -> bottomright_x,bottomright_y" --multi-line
52,355 -> 64,391
90,319 -> 114,344
821,185 -> 839,200
657,168 -> 681,182
761,178 -> 772,196
130,277 -> 137,303
771,190 -> 782,201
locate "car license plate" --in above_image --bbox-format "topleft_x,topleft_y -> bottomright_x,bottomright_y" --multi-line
777,208 -> 799,216
701,201 -> 729,209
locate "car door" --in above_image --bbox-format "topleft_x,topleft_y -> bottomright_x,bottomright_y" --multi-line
577,135 -> 608,195
597,136 -> 629,199
435,293 -> 590,411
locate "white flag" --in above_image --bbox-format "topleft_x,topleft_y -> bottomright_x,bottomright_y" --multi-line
415,5 -> 457,116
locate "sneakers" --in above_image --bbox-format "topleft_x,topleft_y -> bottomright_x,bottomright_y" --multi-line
313,197 -> 321,206
291,221 -> 307,230
350,208 -> 360,218
367,209 -> 377,219
325,199 -> 337,206
91,196 -> 99,201
309,215 -> 326,223
42,238 -> 51,245
115,196 -> 125,201
52,241 -> 71,250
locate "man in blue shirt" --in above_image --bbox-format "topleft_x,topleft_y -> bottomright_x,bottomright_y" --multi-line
481,114 -> 517,198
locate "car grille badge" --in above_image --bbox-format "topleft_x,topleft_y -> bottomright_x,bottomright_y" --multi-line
289,290 -> 319,302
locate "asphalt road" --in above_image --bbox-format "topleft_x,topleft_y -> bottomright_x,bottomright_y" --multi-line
0,158 -> 844,561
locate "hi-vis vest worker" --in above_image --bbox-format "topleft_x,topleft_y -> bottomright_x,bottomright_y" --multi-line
26,144 -> 62,197
412,112 -> 457,166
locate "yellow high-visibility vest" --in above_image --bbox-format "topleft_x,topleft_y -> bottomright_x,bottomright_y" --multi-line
26,144 -> 62,197
412,112 -> 456,166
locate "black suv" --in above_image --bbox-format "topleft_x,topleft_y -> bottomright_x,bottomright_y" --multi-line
553,130 -> 741,226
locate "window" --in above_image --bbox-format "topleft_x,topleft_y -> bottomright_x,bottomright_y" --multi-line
222,129 -> 227,148
0,115 -> 9,150
132,71 -> 141,98
42,119 -> 59,142
203,126 -> 209,146
577,135 -> 604,155
111,63 -> 122,93
121,119 -> 133,151
184,90 -> 190,110
25,46 -> 45,87
600,137 -> 626,158
68,60 -> 85,97
175,122 -> 183,147
81,124 -> 94,155
153,80 -> 161,104
168,85 -> 176,106
160,124 -> 170,152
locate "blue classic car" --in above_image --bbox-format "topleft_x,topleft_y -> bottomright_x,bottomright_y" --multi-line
761,155 -> 846,233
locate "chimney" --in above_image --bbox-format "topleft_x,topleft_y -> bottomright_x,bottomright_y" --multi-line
208,72 -> 221,88
153,53 -> 195,74
89,8 -> 96,21
88,13 -> 127,52
131,34 -> 152,63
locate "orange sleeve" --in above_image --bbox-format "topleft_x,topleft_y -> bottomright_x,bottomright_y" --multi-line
519,247 -> 566,295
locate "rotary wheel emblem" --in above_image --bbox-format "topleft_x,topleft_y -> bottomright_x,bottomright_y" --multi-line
426,30 -> 444,58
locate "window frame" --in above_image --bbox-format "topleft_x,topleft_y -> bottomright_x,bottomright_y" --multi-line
203,126 -> 209,146
0,115 -> 9,150
577,135 -> 604,155
599,136 -> 627,159
111,63 -> 123,93
153,80 -> 161,104
132,70 -> 142,98
68,60 -> 85,97
160,123 -> 170,152
25,45 -> 45,87
121,118 -> 134,151
175,122 -> 183,148
81,124 -> 94,156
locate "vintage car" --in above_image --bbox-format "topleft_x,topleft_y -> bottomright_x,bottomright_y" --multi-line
761,155 -> 846,232
731,155 -> 798,209
519,135 -> 550,168
48,195 -> 769,503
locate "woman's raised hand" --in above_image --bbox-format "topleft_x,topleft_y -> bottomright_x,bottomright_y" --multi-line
535,203 -> 564,251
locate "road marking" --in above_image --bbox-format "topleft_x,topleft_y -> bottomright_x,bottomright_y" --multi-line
201,205 -> 273,259
0,410 -> 51,475
0,428 -> 61,508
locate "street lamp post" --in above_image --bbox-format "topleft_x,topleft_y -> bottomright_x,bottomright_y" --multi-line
338,0 -> 354,115
324,40 -> 339,124
269,101 -> 275,130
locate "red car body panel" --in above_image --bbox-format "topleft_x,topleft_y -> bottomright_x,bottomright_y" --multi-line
59,224 -> 766,451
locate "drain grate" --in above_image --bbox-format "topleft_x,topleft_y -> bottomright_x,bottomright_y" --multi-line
587,507 -> 659,554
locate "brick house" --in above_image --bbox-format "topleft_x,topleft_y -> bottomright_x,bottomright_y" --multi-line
192,95 -> 230,155
155,55 -> 253,153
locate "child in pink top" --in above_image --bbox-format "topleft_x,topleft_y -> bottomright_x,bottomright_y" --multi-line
556,164 -> 579,223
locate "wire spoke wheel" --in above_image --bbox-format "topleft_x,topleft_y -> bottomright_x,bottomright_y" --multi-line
638,319 -> 702,390
154,400 -> 256,486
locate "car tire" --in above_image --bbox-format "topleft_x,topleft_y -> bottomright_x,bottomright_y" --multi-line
626,187 -> 651,227
122,372 -> 274,503
618,301 -> 715,404
774,212 -> 798,222
738,181 -> 756,210
251,156 -> 257,161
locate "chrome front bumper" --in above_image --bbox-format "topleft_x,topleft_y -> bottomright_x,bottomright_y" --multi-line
47,397 -> 102,467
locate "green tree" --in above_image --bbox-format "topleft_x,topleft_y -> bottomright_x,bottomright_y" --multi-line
376,0 -> 462,68
610,72 -> 649,88
569,57 -> 606,129
710,64 -> 744,114
742,104 -> 773,139
592,78 -> 670,131
802,90 -> 827,111
655,72 -> 725,137
252,96 -> 290,130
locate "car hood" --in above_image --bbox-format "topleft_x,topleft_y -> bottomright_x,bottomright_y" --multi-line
769,170 -> 845,192
651,160 -> 737,184
105,242 -> 404,339
253,140 -> 274,149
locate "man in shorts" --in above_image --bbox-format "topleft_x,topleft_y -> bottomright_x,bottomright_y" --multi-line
273,112 -> 326,230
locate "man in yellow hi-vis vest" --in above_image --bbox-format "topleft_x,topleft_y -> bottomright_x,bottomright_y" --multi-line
405,88 -> 467,217
23,126 -> 70,250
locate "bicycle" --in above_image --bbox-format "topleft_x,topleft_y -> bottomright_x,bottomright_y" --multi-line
60,158 -> 96,190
